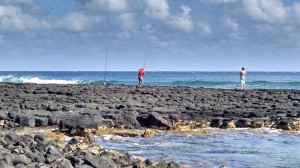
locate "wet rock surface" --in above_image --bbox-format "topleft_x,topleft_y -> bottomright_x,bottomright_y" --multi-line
0,132 -> 178,168
0,83 -> 299,167
0,83 -> 299,131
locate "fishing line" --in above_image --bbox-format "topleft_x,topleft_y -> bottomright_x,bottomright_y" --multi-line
104,47 -> 109,85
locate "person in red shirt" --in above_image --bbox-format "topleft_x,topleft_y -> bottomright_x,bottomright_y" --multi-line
138,68 -> 144,87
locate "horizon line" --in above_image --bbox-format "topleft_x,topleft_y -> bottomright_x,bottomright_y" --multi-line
0,70 -> 299,73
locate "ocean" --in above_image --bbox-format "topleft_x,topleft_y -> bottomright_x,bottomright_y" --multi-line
0,71 -> 300,89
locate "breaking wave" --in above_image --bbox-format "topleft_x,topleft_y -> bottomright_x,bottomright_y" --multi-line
0,76 -> 80,84
0,75 -> 123,85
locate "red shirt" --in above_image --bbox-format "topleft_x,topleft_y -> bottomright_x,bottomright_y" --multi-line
138,69 -> 144,77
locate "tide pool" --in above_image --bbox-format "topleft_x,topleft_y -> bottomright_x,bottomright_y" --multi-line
96,128 -> 300,168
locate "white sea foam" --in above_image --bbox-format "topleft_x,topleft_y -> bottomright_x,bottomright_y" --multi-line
21,77 -> 78,84
0,75 -> 22,83
0,75 -> 79,84
101,135 -> 124,141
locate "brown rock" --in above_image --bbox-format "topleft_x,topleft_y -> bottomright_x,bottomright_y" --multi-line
142,129 -> 156,138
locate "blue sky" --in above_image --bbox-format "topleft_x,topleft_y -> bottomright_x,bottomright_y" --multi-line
0,0 -> 300,71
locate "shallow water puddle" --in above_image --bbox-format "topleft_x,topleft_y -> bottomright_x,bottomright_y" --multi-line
96,128 -> 300,168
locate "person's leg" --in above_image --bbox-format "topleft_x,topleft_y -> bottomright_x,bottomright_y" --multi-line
242,82 -> 245,90
240,81 -> 243,90
138,77 -> 142,87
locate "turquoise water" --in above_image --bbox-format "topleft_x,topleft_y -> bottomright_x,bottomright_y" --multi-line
0,71 -> 300,89
97,129 -> 300,168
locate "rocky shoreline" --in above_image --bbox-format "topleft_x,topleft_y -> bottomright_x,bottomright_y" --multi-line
0,83 -> 300,167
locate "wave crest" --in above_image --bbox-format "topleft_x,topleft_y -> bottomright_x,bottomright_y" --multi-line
0,76 -> 78,84
0,75 -> 121,85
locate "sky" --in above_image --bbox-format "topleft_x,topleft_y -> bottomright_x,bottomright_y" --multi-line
0,0 -> 300,71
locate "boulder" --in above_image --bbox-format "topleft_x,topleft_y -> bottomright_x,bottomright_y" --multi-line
156,161 -> 181,168
67,138 -> 80,146
167,161 -> 181,168
83,133 -> 95,144
45,145 -> 63,163
142,129 -> 156,138
26,151 -> 45,163
114,152 -> 139,167
0,153 -> 13,168
220,120 -> 236,129
137,112 -> 172,129
15,115 -> 35,127
35,117 -> 49,127
0,161 -> 14,168
123,113 -> 140,128
0,112 -> 7,120
4,133 -> 21,145
235,118 -> 252,128
7,111 -> 19,119
84,154 -> 118,168
276,120 -> 300,131
11,154 -> 31,165
33,89 -> 48,94
59,115 -> 105,131
34,134 -> 45,143
51,158 -> 73,168
251,120 -> 265,128
48,116 -> 61,125
210,118 -> 224,127
144,159 -> 153,166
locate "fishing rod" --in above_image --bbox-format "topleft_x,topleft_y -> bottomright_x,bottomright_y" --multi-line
143,51 -> 147,69
103,47 -> 108,85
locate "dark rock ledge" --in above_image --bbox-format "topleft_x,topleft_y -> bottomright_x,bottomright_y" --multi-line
0,83 -> 300,167
0,83 -> 299,131
0,132 -> 183,168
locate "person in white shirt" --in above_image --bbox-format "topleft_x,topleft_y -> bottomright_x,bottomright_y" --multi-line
240,67 -> 246,90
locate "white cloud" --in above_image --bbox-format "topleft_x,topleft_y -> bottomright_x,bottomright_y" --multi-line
56,12 -> 102,32
0,35 -> 5,44
142,24 -> 174,47
229,32 -> 241,40
117,13 -> 137,38
242,0 -> 287,23
144,0 -> 170,20
148,35 -> 174,47
119,13 -> 137,30
202,0 -> 238,3
167,6 -> 193,32
223,17 -> 239,31
0,5 -> 49,31
198,21 -> 212,35
84,0 -> 128,13
0,0 -> 34,5
290,3 -> 300,23
144,1 -> 193,32
143,24 -> 154,33
118,31 -> 131,39
0,0 -> 45,14
255,24 -> 276,33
